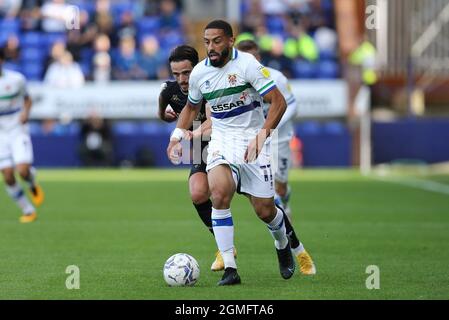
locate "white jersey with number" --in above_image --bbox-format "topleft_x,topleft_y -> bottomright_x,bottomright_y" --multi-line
263,67 -> 297,144
0,69 -> 28,134
188,48 -> 277,164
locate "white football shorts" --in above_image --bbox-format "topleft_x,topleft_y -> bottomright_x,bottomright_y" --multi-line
0,128 -> 34,170
206,141 -> 275,199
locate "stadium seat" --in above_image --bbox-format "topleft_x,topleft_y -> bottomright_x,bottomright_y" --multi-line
292,60 -> 318,78
21,63 -> 43,81
265,15 -> 286,35
159,30 -> 184,51
80,62 -> 92,78
80,48 -> 95,62
20,48 -> 47,63
0,32 -> 10,46
77,2 -> 95,15
20,32 -> 44,48
317,60 -> 340,79
319,49 -> 338,61
138,17 -> 161,35
0,18 -> 20,34
45,32 -> 67,49
112,2 -> 134,20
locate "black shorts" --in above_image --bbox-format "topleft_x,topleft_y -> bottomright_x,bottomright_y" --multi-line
189,141 -> 208,178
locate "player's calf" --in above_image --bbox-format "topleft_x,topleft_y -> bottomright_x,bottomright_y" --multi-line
17,165 -> 44,207
3,174 -> 37,222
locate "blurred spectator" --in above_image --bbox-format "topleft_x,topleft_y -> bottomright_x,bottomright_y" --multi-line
94,0 -> 115,44
44,40 -> 67,74
307,0 -> 328,32
140,0 -> 159,17
348,35 -> 378,86
159,0 -> 184,34
314,23 -> 338,54
41,0 -> 71,32
290,135 -> 303,168
3,34 -> 21,62
44,50 -> 85,88
19,0 -> 42,31
116,10 -> 137,40
240,0 -> 265,33
92,33 -> 111,83
284,25 -> 318,61
0,0 -> 22,18
112,35 -> 145,80
66,10 -> 98,62
261,36 -> 293,78
260,0 -> 288,15
138,35 -> 167,80
93,51 -> 111,83
79,113 -> 113,167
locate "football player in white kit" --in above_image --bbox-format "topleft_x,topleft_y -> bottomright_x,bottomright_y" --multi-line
167,20 -> 315,285
236,40 -> 296,220
0,50 -> 44,223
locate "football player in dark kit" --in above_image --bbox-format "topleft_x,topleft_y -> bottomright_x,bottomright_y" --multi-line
158,45 -> 236,271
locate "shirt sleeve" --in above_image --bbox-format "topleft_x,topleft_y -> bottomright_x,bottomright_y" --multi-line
244,55 -> 277,97
159,81 -> 170,103
187,68 -> 203,106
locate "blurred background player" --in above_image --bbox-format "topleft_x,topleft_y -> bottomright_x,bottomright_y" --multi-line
235,39 -> 315,274
236,39 -> 297,222
0,49 -> 44,223
167,20 -> 315,285
158,44 -> 236,272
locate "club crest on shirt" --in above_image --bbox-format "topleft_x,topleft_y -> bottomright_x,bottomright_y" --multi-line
239,91 -> 249,102
228,74 -> 238,86
171,95 -> 181,102
205,80 -> 211,89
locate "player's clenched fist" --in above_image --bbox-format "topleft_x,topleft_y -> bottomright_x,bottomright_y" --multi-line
167,140 -> 183,165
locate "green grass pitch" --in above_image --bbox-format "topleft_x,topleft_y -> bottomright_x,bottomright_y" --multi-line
0,169 -> 448,299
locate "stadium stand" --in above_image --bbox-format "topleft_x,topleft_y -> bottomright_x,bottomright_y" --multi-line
0,0 -> 339,81
1,0 -> 351,168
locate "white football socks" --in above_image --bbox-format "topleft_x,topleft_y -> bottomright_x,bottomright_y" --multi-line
6,183 -> 35,215
211,207 -> 236,269
266,207 -> 289,250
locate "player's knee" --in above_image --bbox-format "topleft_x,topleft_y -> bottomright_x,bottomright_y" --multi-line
210,188 -> 232,208
254,202 -> 276,222
275,183 -> 287,197
17,167 -> 30,180
2,171 -> 16,186
190,189 -> 209,205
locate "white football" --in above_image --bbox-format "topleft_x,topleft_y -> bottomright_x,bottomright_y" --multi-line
163,253 -> 200,286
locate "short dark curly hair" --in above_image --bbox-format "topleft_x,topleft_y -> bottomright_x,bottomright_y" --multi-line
168,45 -> 199,67
205,19 -> 233,37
